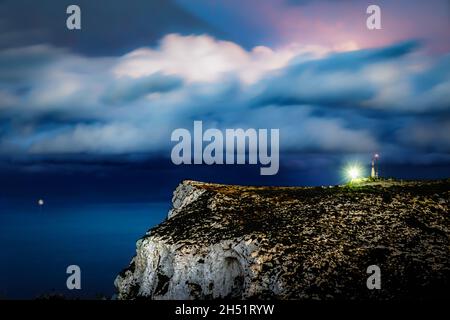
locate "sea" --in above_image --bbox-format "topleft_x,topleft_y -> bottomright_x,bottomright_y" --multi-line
0,201 -> 169,299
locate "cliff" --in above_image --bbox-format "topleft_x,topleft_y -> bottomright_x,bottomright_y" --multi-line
115,179 -> 450,300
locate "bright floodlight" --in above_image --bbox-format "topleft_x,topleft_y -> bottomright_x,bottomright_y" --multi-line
346,165 -> 362,180
38,199 -> 44,206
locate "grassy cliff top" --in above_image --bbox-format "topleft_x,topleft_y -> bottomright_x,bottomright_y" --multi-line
148,178 -> 449,244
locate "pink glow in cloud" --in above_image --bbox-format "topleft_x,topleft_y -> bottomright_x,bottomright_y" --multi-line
177,0 -> 450,54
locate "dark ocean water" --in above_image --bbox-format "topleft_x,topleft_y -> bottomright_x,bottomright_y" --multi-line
0,201 -> 169,299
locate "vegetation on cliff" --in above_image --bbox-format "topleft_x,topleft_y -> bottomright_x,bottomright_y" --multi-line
116,179 -> 449,300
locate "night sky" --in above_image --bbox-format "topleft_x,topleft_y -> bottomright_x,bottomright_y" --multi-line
1,0 -> 449,203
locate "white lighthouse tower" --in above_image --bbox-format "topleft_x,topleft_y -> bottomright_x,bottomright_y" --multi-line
371,153 -> 379,179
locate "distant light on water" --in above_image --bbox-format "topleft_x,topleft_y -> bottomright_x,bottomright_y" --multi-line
38,199 -> 44,206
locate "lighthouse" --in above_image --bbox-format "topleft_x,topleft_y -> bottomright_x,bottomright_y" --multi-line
371,154 -> 379,179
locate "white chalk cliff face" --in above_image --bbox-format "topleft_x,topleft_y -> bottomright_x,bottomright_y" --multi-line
115,180 -> 450,300
115,238 -> 261,300
115,181 -> 266,300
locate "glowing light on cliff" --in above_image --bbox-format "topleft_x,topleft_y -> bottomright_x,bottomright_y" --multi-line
344,164 -> 364,181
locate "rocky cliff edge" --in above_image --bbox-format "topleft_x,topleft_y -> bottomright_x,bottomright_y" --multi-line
115,179 -> 449,300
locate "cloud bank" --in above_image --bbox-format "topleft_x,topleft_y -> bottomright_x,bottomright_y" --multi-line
0,34 -> 449,167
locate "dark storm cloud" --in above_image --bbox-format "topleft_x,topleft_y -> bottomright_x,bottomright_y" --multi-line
0,0 -> 221,56
289,40 -> 421,73
0,45 -> 66,83
101,73 -> 183,105
252,41 -> 450,114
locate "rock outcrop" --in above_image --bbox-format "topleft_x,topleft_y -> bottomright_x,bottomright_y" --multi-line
115,179 -> 450,300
